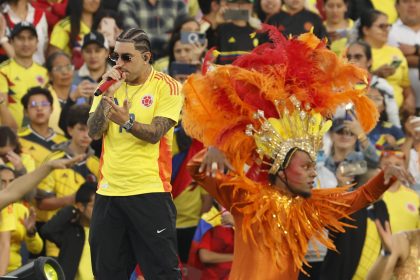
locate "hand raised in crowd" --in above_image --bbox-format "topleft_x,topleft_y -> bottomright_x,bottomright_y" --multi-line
221,211 -> 235,227
374,64 -> 396,78
382,164 -> 414,186
21,207 -> 37,237
70,80 -> 98,102
46,154 -> 85,170
191,39 -> 208,63
5,151 -> 25,173
335,166 -> 355,186
404,116 -> 420,140
342,111 -> 364,136
375,219 -> 393,254
102,96 -> 130,126
199,146 -> 234,177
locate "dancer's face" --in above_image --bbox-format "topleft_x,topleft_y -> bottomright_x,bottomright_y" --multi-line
276,151 -> 317,198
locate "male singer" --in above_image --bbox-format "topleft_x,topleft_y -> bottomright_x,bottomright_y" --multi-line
87,28 -> 183,279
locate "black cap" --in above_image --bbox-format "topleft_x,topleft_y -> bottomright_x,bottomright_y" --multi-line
10,21 -> 37,39
82,31 -> 109,50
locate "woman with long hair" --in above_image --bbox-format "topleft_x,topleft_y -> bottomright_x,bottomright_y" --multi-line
48,0 -> 102,69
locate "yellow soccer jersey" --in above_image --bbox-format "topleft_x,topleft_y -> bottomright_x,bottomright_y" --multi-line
50,17 -> 90,55
47,85 -> 65,135
371,45 -> 410,107
371,0 -> 398,23
0,204 -> 15,232
0,59 -> 48,127
8,203 -> 43,272
90,68 -> 184,196
383,185 -> 420,232
18,126 -> 67,167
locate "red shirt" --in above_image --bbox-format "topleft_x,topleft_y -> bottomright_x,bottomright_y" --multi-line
198,226 -> 234,280
30,0 -> 67,34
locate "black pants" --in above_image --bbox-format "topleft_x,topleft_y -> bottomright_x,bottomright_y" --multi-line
176,226 -> 197,263
89,193 -> 181,280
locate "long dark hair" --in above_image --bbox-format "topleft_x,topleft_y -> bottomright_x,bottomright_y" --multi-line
66,0 -> 103,48
0,126 -> 22,154
358,9 -> 386,39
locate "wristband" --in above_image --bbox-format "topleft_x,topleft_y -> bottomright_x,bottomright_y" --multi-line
122,114 -> 134,131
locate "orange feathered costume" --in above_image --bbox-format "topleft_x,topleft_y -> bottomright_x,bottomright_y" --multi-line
183,26 -> 389,279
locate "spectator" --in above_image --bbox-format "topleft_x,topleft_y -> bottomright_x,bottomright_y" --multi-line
0,22 -> 48,128
1,0 -> 48,64
0,197 -> 14,276
197,0 -> 222,47
267,0 -> 328,39
155,16 -> 203,74
37,104 -> 99,257
0,165 -> 43,273
49,0 -> 102,69
73,31 -> 110,86
118,0 -> 188,59
348,0 -> 398,24
0,125 -> 35,176
366,87 -> 406,150
359,9 -> 415,114
323,0 -> 353,56
41,182 -> 96,280
211,0 -> 260,65
18,87 -> 67,168
346,40 -> 401,127
45,51 -> 74,134
388,0 -> 420,116
253,0 -> 282,22
30,0 -> 68,35
0,13 -> 15,63
402,114 -> 420,186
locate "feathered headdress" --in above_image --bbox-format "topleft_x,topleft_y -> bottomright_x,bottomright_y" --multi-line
183,25 -> 378,174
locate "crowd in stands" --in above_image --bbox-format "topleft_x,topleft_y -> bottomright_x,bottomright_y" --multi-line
0,0 -> 419,279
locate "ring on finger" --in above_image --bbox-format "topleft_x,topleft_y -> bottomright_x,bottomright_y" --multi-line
211,162 -> 218,170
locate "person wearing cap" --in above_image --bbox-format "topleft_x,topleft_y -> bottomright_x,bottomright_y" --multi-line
73,31 -> 111,87
0,22 -> 48,128
87,28 -> 183,279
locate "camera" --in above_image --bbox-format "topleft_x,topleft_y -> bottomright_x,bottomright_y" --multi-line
338,160 -> 367,177
180,32 -> 206,45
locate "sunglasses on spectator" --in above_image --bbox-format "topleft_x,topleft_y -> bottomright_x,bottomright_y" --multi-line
380,150 -> 405,159
335,129 -> 355,136
52,64 -> 74,73
28,101 -> 51,108
374,23 -> 392,31
346,54 -> 365,60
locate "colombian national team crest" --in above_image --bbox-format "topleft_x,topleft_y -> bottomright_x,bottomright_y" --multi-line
36,75 -> 45,85
141,94 -> 153,107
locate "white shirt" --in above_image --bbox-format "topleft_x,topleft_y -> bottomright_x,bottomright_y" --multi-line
389,19 -> 420,108
4,3 -> 48,65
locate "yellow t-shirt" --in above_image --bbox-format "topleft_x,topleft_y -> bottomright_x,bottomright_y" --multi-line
8,203 -> 43,272
174,185 -> 208,228
49,17 -> 90,55
18,126 -> 67,168
383,185 -> 420,233
0,59 -> 48,127
371,0 -> 398,23
75,227 -> 94,280
371,45 -> 410,107
90,68 -> 184,196
0,205 -> 15,232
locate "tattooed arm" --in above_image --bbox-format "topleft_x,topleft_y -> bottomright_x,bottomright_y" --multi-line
129,116 -> 176,144
87,99 -> 110,140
